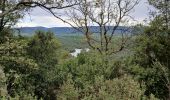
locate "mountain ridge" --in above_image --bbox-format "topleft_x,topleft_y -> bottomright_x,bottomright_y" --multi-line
15,26 -> 139,36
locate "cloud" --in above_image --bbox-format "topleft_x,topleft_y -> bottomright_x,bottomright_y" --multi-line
16,0 -> 154,27
16,12 -> 71,27
130,0 -> 149,21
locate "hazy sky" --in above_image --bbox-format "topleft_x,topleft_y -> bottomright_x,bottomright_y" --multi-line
16,0 -> 154,28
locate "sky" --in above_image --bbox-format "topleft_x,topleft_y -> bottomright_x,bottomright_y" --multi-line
16,0 -> 154,28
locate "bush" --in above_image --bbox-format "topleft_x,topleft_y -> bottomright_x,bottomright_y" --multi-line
0,67 -> 7,98
57,74 -> 158,100
57,74 -> 79,100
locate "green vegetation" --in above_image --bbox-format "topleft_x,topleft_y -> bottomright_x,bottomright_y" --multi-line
0,0 -> 170,100
58,35 -> 88,51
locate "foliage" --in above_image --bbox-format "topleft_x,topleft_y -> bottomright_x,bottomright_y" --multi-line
58,35 -> 88,52
58,51 -> 156,99
81,75 -> 157,100
62,51 -> 126,89
57,74 -> 158,100
26,31 -> 65,99
0,67 -> 7,98
0,35 -> 38,97
0,0 -> 25,32
127,17 -> 170,99
0,0 -> 169,99
27,31 -> 60,65
148,0 -> 170,29
57,74 -> 79,100
0,31 -> 66,99
0,29 -> 13,44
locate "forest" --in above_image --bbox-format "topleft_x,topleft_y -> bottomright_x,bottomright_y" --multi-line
0,0 -> 170,100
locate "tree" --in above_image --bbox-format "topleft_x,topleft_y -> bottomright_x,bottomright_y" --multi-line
0,37 -> 38,98
0,66 -> 7,98
128,32 -> 170,99
51,0 -> 139,55
26,31 -> 62,99
127,1 -> 170,98
148,0 -> 170,29
0,0 -> 79,97
0,0 -> 26,32
0,0 -> 79,17
57,74 -> 158,99
0,0 -> 79,33
27,31 -> 60,67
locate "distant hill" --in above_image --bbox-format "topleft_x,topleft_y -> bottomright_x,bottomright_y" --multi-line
15,27 -> 81,36
14,26 -> 143,51
15,26 -> 141,36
